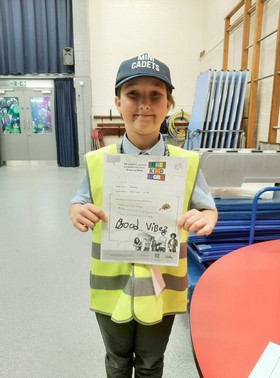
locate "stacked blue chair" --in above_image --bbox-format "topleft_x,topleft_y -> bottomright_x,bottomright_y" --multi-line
184,69 -> 249,150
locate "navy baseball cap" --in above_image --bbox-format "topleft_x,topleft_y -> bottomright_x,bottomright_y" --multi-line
115,53 -> 174,94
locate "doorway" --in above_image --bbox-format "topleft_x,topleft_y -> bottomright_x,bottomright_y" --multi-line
0,79 -> 57,165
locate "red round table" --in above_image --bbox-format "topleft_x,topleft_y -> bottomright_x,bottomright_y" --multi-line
190,239 -> 280,378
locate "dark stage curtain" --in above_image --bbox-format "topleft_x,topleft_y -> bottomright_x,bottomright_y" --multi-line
0,0 -> 74,74
55,78 -> 79,167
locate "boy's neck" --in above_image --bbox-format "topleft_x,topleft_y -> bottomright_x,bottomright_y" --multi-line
126,133 -> 160,152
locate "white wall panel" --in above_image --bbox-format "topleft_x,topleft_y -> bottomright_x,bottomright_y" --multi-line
89,0 -> 203,116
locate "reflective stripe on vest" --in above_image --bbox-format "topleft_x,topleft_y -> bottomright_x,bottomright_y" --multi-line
85,144 -> 199,324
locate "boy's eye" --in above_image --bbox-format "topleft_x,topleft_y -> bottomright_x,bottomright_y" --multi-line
150,91 -> 161,98
125,90 -> 163,99
126,90 -> 138,97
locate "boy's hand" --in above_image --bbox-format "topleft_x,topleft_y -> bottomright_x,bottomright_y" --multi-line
69,203 -> 108,232
177,208 -> 218,236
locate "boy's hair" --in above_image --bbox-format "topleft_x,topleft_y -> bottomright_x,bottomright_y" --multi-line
115,53 -> 174,95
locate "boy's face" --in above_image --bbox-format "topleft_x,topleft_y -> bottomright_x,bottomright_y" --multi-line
115,77 -> 171,147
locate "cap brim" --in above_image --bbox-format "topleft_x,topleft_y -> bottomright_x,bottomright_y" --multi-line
115,73 -> 174,94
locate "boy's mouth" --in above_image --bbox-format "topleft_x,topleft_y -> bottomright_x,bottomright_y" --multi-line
135,113 -> 153,117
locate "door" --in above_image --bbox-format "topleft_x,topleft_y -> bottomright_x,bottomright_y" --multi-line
0,79 -> 57,164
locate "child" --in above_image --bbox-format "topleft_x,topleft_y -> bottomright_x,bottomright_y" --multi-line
157,230 -> 167,252
69,53 -> 218,378
133,236 -> 142,251
168,233 -> 178,253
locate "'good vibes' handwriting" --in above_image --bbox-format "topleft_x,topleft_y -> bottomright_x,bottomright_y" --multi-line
115,218 -> 168,233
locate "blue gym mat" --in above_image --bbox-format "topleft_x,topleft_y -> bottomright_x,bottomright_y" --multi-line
188,197 -> 280,264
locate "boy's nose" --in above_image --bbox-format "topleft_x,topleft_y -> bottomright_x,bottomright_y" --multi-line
138,94 -> 151,110
138,104 -> 151,110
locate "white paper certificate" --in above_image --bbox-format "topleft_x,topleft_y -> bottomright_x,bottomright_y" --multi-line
101,153 -> 188,266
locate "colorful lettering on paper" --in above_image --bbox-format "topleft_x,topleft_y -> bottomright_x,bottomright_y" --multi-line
147,161 -> 166,181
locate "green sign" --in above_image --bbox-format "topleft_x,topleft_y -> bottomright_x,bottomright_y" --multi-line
9,80 -> 26,88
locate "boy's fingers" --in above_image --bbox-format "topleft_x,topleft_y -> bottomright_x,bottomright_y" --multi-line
95,209 -> 108,223
85,204 -> 107,223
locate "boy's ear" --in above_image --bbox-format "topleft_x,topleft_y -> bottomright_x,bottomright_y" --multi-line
166,100 -> 172,113
115,96 -> 121,111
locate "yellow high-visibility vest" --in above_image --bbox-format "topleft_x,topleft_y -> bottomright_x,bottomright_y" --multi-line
86,144 -> 199,324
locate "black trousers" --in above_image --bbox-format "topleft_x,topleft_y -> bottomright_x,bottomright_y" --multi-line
95,313 -> 175,378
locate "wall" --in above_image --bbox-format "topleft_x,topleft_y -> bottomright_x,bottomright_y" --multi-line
73,0 -> 280,158
72,0 -> 92,161
89,0 -> 203,117
199,0 -> 280,145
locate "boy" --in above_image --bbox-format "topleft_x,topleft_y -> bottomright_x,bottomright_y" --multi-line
69,53 -> 218,378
